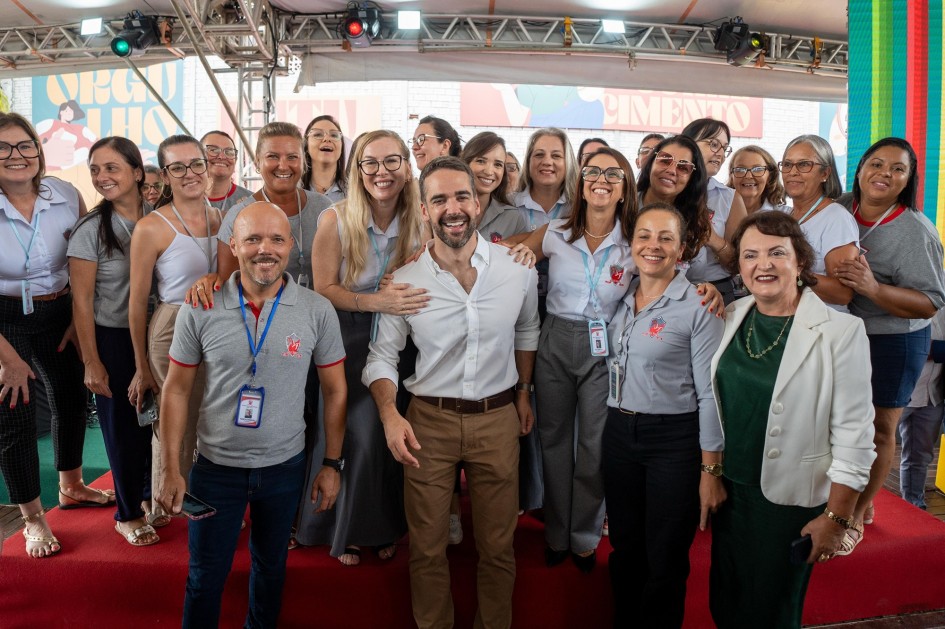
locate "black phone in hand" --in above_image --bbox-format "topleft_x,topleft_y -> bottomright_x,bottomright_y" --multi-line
789,534 -> 813,565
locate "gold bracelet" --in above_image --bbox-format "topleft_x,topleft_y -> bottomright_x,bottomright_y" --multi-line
354,294 -> 363,313
823,508 -> 857,530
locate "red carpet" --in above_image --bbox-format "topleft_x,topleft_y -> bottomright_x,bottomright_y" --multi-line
1,475 -> 944,628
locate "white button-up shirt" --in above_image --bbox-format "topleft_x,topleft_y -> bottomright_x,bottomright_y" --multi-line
363,235 -> 540,400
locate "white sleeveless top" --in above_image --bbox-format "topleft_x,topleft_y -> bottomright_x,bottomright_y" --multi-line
153,211 -> 219,305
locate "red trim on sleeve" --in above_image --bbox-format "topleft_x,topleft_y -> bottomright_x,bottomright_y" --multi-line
315,356 -> 346,369
169,356 -> 200,368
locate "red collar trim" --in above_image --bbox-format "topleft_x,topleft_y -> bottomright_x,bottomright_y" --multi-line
852,201 -> 907,227
207,182 -> 237,203
247,301 -> 262,321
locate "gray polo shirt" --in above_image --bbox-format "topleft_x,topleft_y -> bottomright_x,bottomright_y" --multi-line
607,270 -> 724,451
478,198 -> 528,243
219,190 -> 332,285
208,183 -> 254,215
67,210 -> 136,328
169,273 -> 345,467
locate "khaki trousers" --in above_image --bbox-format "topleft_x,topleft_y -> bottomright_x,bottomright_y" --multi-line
405,398 -> 521,629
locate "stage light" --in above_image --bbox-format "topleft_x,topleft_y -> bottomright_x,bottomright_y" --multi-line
714,18 -> 750,52
727,32 -> 768,67
602,19 -> 625,35
342,5 -> 381,48
110,13 -> 159,57
398,10 -> 421,30
80,18 -> 103,37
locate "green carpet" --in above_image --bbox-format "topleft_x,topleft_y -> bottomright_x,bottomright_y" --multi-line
0,425 -> 111,507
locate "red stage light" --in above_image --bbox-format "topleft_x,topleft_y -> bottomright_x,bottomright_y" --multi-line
345,19 -> 364,37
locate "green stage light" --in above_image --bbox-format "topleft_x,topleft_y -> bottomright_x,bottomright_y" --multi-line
110,37 -> 132,57
109,13 -> 158,58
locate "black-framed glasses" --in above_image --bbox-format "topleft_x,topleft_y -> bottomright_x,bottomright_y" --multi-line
411,134 -> 441,148
582,166 -> 626,184
0,140 -> 40,160
308,129 -> 343,142
204,145 -> 237,159
778,160 -> 823,174
164,159 -> 209,178
700,138 -> 732,157
653,152 -> 697,175
141,182 -> 164,193
637,146 -> 655,156
731,165 -> 773,178
505,163 -> 519,173
358,155 -> 406,175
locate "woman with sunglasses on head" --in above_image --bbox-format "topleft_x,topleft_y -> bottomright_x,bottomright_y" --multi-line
303,115 -> 347,203
128,135 -> 221,521
0,112 -> 110,559
461,131 -> 527,243
201,130 -> 252,215
726,145 -> 785,215
142,165 -> 165,207
299,130 -> 428,566
69,137 -> 159,546
776,134 -> 859,311
681,118 -> 748,305
411,115 -> 461,172
832,138 -> 945,555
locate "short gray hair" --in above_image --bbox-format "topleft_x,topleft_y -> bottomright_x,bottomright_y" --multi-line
784,134 -> 843,199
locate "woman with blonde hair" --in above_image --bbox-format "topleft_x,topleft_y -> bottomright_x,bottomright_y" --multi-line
726,145 -> 785,214
298,129 -> 428,565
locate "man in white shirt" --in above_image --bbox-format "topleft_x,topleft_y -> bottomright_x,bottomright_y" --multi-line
363,156 -> 540,629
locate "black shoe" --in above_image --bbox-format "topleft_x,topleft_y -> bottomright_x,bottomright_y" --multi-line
545,546 -> 568,567
572,550 -> 596,573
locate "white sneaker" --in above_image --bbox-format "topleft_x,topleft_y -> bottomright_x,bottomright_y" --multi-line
448,514 -> 463,545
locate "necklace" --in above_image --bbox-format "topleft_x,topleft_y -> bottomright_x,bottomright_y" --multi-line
745,308 -> 793,359
584,228 -> 613,239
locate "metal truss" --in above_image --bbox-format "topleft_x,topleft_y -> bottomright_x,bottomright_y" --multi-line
0,9 -> 846,79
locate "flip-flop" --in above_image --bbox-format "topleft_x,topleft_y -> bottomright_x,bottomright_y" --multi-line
58,487 -> 116,510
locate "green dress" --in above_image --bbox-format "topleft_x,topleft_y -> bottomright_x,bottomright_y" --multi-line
711,308 -> 823,629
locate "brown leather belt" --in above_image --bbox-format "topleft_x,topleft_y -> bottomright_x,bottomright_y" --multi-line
417,388 -> 515,414
3,286 -> 71,302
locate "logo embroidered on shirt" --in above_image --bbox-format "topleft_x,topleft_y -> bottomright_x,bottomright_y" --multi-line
644,316 -> 666,340
607,265 -> 625,285
283,334 -> 303,358
490,231 -> 502,243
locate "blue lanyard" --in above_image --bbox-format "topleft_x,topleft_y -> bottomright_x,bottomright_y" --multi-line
5,209 -> 41,273
580,245 -> 613,319
369,229 -> 393,342
797,194 -> 825,224
238,281 -> 285,381
527,201 -> 564,230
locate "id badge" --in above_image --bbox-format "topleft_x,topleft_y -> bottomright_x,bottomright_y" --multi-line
21,280 -> 34,315
588,319 -> 609,357
609,359 -> 621,403
234,385 -> 265,428
297,272 -> 310,289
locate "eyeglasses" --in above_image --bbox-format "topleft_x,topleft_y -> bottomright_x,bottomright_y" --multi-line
411,134 -> 441,148
141,182 -> 164,193
580,152 -> 595,164
653,152 -> 697,175
204,145 -> 237,159
637,146 -> 655,156
700,138 -> 732,157
731,165 -> 772,178
778,160 -> 823,174
505,163 -> 519,173
164,159 -> 209,178
358,155 -> 406,175
308,130 -> 343,142
582,166 -> 626,184
0,140 -> 40,160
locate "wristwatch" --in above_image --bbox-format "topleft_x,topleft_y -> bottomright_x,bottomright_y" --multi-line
322,457 -> 346,472
700,463 -> 723,477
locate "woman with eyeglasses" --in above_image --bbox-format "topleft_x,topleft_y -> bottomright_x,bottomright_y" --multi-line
726,145 -> 785,214
201,131 -> 252,215
303,115 -> 347,203
776,134 -> 859,311
411,115 -> 461,172
69,137 -> 159,546
832,137 -> 945,555
680,119 -> 748,304
142,165 -> 164,207
635,133 -> 665,171
129,135 -> 221,522
578,137 -> 610,166
299,129 -> 428,566
0,112 -> 110,559
505,152 -> 522,192
461,131 -> 527,243
511,148 -> 637,572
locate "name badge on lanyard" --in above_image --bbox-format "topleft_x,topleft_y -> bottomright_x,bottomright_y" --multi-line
236,281 -> 285,429
581,246 -> 613,358
589,319 -> 608,357
609,359 -> 621,403
5,209 -> 42,315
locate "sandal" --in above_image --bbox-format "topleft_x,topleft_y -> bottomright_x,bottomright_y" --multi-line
338,546 -> 361,566
115,522 -> 159,547
834,525 -> 864,557
288,528 -> 299,551
374,543 -> 397,561
863,503 -> 875,525
21,509 -> 61,558
146,511 -> 172,528
58,481 -> 116,510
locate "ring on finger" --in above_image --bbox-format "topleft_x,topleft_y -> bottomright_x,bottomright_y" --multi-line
196,285 -> 204,292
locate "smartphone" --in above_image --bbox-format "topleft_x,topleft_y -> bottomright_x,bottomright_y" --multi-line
136,389 -> 159,427
789,534 -> 813,565
181,492 -> 217,520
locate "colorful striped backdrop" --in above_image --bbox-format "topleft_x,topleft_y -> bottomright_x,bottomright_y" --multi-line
848,0 -> 943,233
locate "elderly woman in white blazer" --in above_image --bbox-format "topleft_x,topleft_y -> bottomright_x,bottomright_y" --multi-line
708,211 -> 876,629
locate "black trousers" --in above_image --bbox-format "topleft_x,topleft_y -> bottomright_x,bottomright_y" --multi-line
95,325 -> 153,522
602,408 -> 701,629
0,293 -> 86,504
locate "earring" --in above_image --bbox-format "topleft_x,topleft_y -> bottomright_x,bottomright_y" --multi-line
797,276 -> 803,287
619,198 -> 624,203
